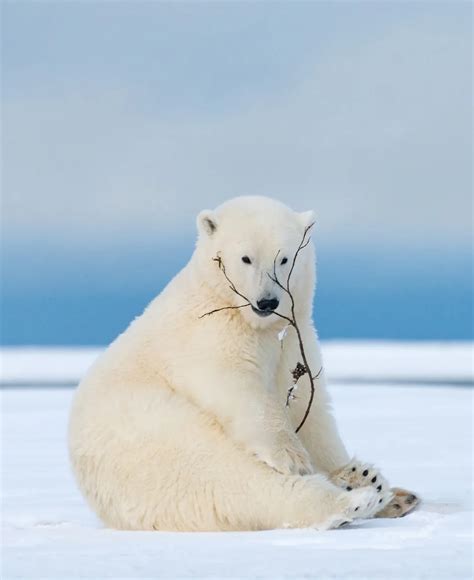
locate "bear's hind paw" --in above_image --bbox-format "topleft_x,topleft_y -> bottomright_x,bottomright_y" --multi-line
320,487 -> 383,530
375,487 -> 420,519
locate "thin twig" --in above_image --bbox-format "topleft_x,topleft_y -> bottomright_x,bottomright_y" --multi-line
199,303 -> 251,319
199,255 -> 254,318
199,223 -> 320,433
286,223 -> 314,294
269,222 -> 319,432
294,365 -> 323,433
213,256 -> 251,305
270,311 -> 294,325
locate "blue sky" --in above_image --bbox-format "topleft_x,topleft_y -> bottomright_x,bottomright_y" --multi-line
1,1 -> 472,344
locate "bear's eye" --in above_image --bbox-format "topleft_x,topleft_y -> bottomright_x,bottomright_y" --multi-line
241,256 -> 252,264
281,257 -> 288,265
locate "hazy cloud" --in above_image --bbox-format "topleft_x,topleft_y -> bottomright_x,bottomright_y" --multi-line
2,2 -> 471,250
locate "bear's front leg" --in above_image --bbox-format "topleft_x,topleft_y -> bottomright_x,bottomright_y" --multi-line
177,363 -> 314,476
329,459 -> 419,518
253,427 -> 314,476
231,389 -> 314,476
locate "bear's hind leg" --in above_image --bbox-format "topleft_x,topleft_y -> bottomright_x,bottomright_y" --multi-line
189,463 -> 385,531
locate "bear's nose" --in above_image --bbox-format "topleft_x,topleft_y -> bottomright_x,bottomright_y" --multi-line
256,298 -> 279,312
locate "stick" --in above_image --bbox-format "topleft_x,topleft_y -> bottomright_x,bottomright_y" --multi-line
199,223 -> 321,433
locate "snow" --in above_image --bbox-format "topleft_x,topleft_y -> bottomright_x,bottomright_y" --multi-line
1,344 -> 473,579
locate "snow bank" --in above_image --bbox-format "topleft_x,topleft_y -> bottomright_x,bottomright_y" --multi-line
1,342 -> 472,385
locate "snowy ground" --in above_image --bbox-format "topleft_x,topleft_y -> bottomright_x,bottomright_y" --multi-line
1,344 -> 473,579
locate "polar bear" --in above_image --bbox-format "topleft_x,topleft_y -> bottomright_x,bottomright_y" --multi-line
69,196 -> 418,531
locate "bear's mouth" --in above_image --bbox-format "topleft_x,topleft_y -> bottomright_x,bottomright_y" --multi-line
251,306 -> 274,318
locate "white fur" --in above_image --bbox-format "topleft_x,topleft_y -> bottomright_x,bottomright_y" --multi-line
69,196 -> 385,531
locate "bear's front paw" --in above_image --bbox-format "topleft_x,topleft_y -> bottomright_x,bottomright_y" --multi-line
254,434 -> 314,476
330,459 -> 392,513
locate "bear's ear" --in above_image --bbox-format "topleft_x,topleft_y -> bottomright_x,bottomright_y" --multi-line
299,210 -> 315,229
197,210 -> 218,237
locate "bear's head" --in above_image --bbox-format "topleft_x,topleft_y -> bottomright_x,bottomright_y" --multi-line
195,196 -> 316,329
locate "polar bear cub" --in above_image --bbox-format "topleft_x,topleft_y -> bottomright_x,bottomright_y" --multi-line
69,196 -> 402,531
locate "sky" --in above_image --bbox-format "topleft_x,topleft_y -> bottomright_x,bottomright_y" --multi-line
1,1 -> 472,345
